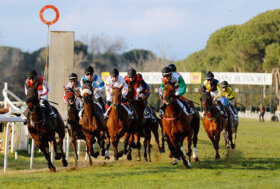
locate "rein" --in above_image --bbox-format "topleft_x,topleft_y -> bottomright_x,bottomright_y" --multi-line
204,111 -> 221,121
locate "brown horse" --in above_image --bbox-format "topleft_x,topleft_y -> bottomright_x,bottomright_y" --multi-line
26,86 -> 68,172
201,92 -> 234,160
80,83 -> 106,165
141,92 -> 164,161
162,82 -> 194,168
105,86 -> 133,160
126,85 -> 146,161
64,88 -> 85,167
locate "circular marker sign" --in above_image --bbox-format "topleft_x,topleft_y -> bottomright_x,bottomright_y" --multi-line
40,5 -> 59,25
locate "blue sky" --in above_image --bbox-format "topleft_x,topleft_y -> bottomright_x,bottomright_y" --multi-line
0,0 -> 279,60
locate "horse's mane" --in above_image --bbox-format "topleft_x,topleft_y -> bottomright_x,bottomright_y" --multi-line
164,82 -> 175,91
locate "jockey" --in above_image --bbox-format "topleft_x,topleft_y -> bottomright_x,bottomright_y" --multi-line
124,68 -> 147,100
201,71 -> 227,117
104,68 -> 133,119
63,73 -> 81,109
159,67 -> 193,118
24,70 -> 56,118
80,66 -> 105,113
221,81 -> 238,118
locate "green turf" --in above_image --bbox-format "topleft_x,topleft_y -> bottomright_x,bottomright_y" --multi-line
0,118 -> 280,189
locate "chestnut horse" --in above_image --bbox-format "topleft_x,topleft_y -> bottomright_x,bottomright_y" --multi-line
80,83 -> 106,165
64,88 -> 85,167
162,82 -> 195,168
105,86 -> 133,160
201,92 -> 234,160
126,85 -> 146,161
26,86 -> 68,172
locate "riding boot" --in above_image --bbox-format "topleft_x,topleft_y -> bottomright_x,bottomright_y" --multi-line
180,99 -> 193,114
220,105 -> 228,118
98,97 -> 106,114
43,100 -> 56,119
159,103 -> 166,119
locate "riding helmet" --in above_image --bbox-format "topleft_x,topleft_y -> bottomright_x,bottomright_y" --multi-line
110,68 -> 119,77
128,68 -> 137,78
206,71 -> 214,80
168,64 -> 177,72
27,70 -> 37,77
162,67 -> 172,76
221,81 -> 229,87
68,73 -> 78,80
85,66 -> 94,75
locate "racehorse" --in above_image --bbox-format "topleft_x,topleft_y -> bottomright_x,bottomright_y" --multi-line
126,85 -> 146,161
201,92 -> 234,160
64,88 -> 85,167
105,86 -> 133,160
26,86 -> 68,172
80,82 -> 106,165
220,97 -> 239,148
141,92 -> 164,161
162,82 -> 194,168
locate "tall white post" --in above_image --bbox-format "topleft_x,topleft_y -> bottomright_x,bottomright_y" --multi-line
77,140 -> 81,160
30,139 -> 35,170
4,122 -> 10,172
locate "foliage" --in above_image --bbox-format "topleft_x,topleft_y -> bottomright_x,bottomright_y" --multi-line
176,9 -> 280,76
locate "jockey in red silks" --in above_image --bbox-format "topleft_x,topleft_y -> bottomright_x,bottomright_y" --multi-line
124,69 -> 157,122
24,70 -> 56,118
104,68 -> 133,119
159,66 -> 194,118
63,73 -> 82,110
124,68 -> 147,100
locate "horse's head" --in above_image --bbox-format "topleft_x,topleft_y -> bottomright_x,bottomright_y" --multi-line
64,88 -> 76,109
26,85 -> 39,112
112,86 -> 123,110
163,82 -> 176,105
201,91 -> 212,112
81,81 -> 93,103
126,84 -> 135,102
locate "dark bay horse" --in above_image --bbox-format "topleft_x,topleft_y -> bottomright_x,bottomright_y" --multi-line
162,82 -> 195,168
26,86 -> 68,172
126,85 -> 146,161
64,88 -> 85,167
201,92 -> 234,160
105,86 -> 133,160
141,92 -> 163,161
80,83 -> 106,165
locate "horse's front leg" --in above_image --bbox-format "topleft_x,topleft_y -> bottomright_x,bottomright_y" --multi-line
207,132 -> 220,160
170,137 -> 189,168
40,143 -> 56,172
112,138 -> 122,160
51,138 -> 61,160
58,136 -> 68,167
185,133 -> 192,167
71,137 -> 78,167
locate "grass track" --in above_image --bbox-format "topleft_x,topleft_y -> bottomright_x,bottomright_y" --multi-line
0,118 -> 280,189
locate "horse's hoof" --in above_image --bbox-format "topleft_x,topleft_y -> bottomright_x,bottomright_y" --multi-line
127,154 -> 132,161
131,142 -> 136,148
48,164 -> 56,172
172,161 -> 178,165
114,156 -> 119,160
231,144 -> 235,149
169,152 -> 173,158
137,157 -> 141,161
118,150 -> 124,157
161,148 -> 165,153
105,156 -> 110,160
55,153 -> 62,160
124,149 -> 128,154
144,157 -> 148,161
193,157 -> 199,162
215,155 -> 221,160
62,159 -> 68,167
89,161 -> 93,166
101,149 -> 106,156
92,152 -> 100,158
